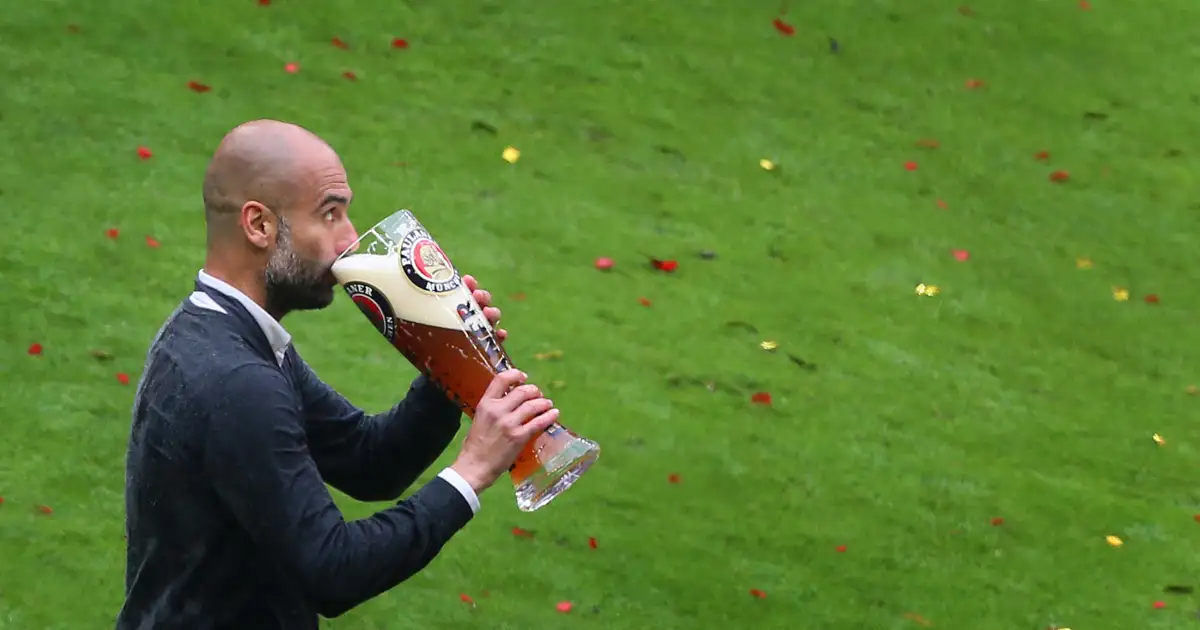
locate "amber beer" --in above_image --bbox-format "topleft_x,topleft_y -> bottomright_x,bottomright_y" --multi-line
330,209 -> 600,512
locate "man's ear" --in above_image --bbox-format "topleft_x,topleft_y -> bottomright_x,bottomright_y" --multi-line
240,201 -> 276,250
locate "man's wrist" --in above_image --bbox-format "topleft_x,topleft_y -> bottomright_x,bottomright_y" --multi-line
437,467 -> 482,514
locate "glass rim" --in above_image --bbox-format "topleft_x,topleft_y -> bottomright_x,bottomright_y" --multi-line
334,208 -> 414,263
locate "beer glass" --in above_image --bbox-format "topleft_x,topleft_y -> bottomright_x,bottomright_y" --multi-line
331,209 -> 600,512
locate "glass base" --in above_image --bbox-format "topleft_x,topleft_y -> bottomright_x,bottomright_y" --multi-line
512,437 -> 601,512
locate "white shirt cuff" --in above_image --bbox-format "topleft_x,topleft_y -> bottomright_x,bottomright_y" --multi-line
436,467 -> 481,514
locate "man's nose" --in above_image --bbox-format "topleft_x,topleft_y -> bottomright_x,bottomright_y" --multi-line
336,221 -> 359,255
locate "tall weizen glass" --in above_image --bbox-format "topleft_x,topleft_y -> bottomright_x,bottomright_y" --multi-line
331,209 -> 600,512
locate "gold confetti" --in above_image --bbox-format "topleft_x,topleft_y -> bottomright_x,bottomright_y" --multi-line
1112,287 -> 1129,301
760,340 -> 778,351
915,283 -> 940,297
1076,257 -> 1093,269
1153,433 -> 1165,445
1106,535 -> 1123,547
502,146 -> 520,163
759,158 -> 776,171
534,350 -> 563,361
1187,385 -> 1198,396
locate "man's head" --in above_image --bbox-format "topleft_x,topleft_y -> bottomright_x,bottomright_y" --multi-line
201,120 -> 358,318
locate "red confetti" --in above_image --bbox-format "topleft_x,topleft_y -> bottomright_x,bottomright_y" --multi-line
637,297 -> 652,307
772,17 -> 795,36
588,536 -> 598,549
1153,601 -> 1165,609
106,227 -> 120,239
1034,150 -> 1050,161
284,62 -> 299,74
28,343 -> 43,356
916,139 -> 940,149
1194,514 -> 1200,522
1049,170 -> 1070,183
990,517 -> 1004,526
459,593 -> 474,604
751,391 -> 772,405
136,146 -> 153,160
749,588 -> 768,599
342,71 -> 358,81
1144,294 -> 1160,304
36,505 -> 53,515
145,236 -> 161,248
555,601 -> 573,613
668,473 -> 681,484
595,257 -> 614,270
964,78 -> 985,90
904,161 -> 918,171
187,81 -> 211,93
957,5 -> 974,16
331,36 -> 348,49
0,496 -> 5,505
1079,0 -> 1091,8
952,249 -> 970,262
512,526 -> 534,538
258,0 -> 269,5
835,544 -> 847,553
116,373 -> 131,385
391,38 -> 409,49
510,292 -> 527,301
936,199 -> 948,209
651,258 -> 678,272
66,24 -> 81,33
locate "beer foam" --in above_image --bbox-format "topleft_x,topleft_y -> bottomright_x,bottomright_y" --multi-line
332,253 -> 471,329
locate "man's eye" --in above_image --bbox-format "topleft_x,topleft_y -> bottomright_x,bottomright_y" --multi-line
324,209 -> 336,222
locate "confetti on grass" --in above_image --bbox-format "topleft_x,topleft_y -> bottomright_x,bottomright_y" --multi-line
594,257 -> 614,270
915,283 -> 940,297
28,343 -> 42,356
651,258 -> 678,272
502,146 -> 520,163
136,146 -> 152,160
187,81 -> 211,93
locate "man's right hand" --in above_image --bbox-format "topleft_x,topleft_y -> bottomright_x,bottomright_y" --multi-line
450,369 -> 559,494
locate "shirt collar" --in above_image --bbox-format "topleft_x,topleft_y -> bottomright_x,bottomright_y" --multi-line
196,270 -> 292,360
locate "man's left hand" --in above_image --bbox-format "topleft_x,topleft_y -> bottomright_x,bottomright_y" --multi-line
462,275 -> 506,342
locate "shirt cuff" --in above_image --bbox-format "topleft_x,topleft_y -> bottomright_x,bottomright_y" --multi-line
436,467 -> 480,514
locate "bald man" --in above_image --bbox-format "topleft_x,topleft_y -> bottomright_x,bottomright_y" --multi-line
116,120 -> 559,629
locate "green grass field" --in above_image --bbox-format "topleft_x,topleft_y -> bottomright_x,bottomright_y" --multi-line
3,1 -> 1200,628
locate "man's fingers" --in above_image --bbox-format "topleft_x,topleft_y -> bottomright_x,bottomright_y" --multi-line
516,408 -> 561,441
510,397 -> 553,424
482,369 -> 525,400
496,328 -> 508,342
483,306 -> 501,323
496,384 -> 542,413
463,275 -> 479,292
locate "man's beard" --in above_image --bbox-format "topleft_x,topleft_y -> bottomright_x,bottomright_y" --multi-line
264,217 -> 337,316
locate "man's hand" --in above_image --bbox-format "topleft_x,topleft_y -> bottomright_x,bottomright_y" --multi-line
462,275 -> 505,342
450,370 -> 558,494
